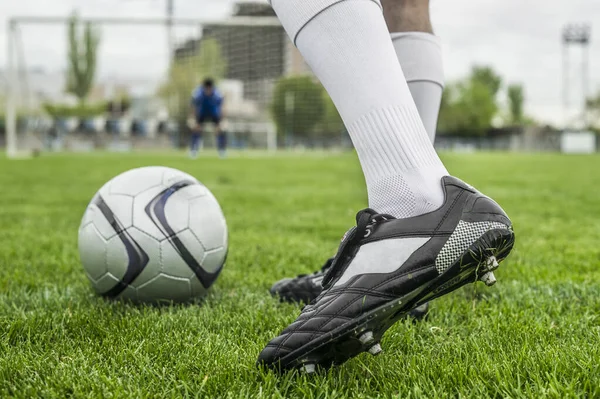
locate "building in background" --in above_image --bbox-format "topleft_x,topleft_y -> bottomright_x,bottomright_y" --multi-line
175,2 -> 311,109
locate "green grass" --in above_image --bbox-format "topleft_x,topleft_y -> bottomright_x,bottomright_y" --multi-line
1,151 -> 599,398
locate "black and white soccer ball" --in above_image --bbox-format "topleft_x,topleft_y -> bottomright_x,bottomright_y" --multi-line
78,166 -> 228,303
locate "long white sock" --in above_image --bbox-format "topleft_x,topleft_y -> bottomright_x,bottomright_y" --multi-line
270,0 -> 447,218
391,32 -> 444,143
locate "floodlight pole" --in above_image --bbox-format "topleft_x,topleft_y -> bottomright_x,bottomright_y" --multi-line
561,23 -> 592,129
582,42 -> 590,126
562,40 -> 569,128
6,20 -> 17,158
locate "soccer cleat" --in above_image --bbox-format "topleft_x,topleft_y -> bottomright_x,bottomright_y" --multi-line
257,176 -> 515,372
271,259 -> 431,321
270,259 -> 333,305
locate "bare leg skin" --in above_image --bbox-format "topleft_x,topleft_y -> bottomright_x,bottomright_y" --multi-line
381,0 -> 433,34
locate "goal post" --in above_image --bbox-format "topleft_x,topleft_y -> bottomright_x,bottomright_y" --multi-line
4,9 -> 347,158
6,20 -> 17,158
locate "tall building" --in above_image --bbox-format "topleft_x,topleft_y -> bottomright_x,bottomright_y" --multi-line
175,2 -> 311,109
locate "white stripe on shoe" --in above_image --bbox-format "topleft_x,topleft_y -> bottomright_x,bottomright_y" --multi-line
334,237 -> 430,287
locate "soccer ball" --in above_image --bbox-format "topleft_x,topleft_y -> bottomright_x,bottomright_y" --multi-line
78,166 -> 228,303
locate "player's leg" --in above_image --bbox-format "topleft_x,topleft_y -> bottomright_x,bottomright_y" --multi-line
214,117 -> 227,159
258,0 -> 514,371
270,0 -> 441,317
266,0 -> 448,218
384,0 -> 443,142
190,116 -> 205,159
190,132 -> 201,159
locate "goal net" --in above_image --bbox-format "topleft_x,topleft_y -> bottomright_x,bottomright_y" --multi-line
4,2 -> 347,157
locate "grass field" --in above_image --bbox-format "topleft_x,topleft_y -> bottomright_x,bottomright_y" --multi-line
1,151 -> 599,398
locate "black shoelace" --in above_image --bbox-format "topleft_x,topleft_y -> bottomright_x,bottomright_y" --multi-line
321,209 -> 395,288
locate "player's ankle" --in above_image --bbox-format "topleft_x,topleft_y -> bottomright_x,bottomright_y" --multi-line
368,168 -> 446,219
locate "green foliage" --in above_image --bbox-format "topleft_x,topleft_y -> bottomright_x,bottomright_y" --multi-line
314,92 -> 345,136
43,102 -> 107,119
438,67 -> 537,135
158,38 -> 227,121
586,91 -> 600,129
437,66 -> 535,136
507,84 -> 525,125
471,65 -> 502,98
66,13 -> 101,103
438,79 -> 498,136
196,38 -> 228,80
0,153 -> 599,397
270,76 -> 326,138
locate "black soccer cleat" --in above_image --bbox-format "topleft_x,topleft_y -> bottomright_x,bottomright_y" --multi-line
257,176 -> 515,372
270,259 -> 430,321
270,258 -> 332,305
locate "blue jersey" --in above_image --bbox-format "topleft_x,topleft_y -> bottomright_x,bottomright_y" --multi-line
191,87 -> 224,118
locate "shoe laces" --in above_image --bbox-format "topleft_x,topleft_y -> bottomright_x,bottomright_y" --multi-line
322,209 -> 395,288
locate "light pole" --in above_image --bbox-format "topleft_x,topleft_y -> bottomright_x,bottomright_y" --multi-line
562,23 -> 592,128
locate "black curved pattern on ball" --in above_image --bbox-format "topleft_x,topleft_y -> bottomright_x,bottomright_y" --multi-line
145,180 -> 224,289
93,195 -> 150,298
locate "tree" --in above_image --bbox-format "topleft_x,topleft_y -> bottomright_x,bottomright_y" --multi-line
586,91 -> 600,128
507,84 -> 525,125
314,92 -> 345,136
471,66 -> 502,98
270,76 -> 325,139
438,68 -> 499,136
196,38 -> 227,80
66,13 -> 100,104
158,38 -> 227,122
43,102 -> 107,119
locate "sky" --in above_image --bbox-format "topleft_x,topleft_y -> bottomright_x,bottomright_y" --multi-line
0,0 -> 598,125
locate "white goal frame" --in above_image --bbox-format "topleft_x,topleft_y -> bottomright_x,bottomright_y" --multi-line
5,15 -> 281,158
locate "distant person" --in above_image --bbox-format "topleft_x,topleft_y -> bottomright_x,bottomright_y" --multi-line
189,78 -> 226,158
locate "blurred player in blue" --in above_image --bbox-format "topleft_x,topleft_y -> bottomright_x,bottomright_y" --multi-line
189,78 -> 227,158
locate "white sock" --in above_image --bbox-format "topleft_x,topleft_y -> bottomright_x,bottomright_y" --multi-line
391,32 -> 444,143
270,0 -> 447,218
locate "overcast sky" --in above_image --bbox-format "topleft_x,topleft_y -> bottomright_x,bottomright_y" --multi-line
0,0 -> 597,125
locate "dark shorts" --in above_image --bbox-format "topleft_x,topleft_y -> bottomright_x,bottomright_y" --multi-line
197,114 -> 221,125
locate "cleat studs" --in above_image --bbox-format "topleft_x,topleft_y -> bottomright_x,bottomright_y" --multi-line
368,343 -> 382,356
480,271 -> 497,286
301,364 -> 316,374
486,256 -> 499,271
358,331 -> 374,345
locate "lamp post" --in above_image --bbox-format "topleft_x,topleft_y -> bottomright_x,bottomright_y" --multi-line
562,24 -> 592,128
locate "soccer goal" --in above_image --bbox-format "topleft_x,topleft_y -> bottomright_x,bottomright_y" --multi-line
4,4 -> 345,159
